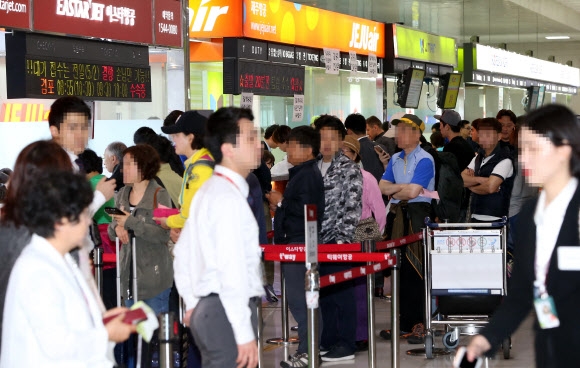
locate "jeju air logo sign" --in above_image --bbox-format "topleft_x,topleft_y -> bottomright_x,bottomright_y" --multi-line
243,0 -> 384,57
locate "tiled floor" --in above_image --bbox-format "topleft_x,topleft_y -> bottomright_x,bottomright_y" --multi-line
259,296 -> 536,368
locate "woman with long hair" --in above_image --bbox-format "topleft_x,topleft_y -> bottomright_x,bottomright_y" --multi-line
466,104 -> 580,366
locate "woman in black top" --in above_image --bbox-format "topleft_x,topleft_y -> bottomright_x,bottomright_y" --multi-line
466,104 -> 580,367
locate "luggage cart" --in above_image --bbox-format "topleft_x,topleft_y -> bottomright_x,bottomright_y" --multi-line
422,218 -> 511,359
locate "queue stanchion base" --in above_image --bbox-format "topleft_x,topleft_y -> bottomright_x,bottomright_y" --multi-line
265,337 -> 300,346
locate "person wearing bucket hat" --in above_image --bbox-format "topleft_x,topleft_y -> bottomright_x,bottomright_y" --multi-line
154,111 -> 215,234
342,135 -> 386,351
379,113 -> 435,344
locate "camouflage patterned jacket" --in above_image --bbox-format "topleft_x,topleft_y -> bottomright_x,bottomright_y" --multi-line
320,152 -> 363,244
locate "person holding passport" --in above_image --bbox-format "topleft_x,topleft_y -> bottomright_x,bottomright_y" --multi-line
0,170 -> 135,367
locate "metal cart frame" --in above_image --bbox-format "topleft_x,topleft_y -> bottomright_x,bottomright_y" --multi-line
422,217 -> 511,359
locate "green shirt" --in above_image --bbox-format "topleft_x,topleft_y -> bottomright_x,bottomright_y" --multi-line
89,174 -> 115,224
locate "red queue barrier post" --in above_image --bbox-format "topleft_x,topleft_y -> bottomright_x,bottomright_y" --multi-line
305,205 -> 320,368
362,239 -> 377,368
390,247 -> 401,368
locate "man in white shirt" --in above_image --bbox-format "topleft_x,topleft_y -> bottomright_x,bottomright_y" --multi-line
173,107 -> 264,368
462,118 -> 515,222
48,96 -> 116,213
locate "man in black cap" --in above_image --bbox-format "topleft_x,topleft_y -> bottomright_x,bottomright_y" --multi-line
436,110 -> 475,172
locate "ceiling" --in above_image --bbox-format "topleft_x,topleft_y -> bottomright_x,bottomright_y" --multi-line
294,0 -> 580,45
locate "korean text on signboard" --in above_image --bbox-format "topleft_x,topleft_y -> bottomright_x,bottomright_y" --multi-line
388,24 -> 457,67
155,0 -> 182,47
34,0 -> 154,45
6,32 -> 152,102
224,59 -> 305,97
242,0 -> 384,57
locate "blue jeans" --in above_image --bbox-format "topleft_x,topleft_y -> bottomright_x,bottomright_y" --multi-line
119,288 -> 172,368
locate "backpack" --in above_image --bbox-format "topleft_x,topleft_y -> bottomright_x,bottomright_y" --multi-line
431,151 -> 464,223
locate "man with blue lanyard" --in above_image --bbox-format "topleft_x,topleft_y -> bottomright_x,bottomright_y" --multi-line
378,114 -> 435,344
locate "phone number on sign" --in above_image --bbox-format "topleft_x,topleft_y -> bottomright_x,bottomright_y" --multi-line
158,22 -> 178,35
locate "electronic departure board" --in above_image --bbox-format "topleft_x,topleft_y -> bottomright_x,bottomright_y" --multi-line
224,59 -> 305,97
6,32 -> 152,102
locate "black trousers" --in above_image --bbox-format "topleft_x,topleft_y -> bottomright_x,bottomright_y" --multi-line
386,202 -> 429,332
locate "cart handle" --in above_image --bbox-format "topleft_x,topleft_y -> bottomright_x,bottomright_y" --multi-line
424,216 -> 508,228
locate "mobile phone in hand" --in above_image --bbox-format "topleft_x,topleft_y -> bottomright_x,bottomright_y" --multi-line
374,145 -> 386,154
453,347 -> 482,368
104,207 -> 126,216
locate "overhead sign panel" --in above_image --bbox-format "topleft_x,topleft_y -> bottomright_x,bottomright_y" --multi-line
474,44 -> 580,87
224,59 -> 305,97
33,0 -> 154,44
154,0 -> 183,47
6,32 -> 152,101
388,24 -> 457,67
242,0 -> 385,57
0,0 -> 30,30
188,0 -> 243,38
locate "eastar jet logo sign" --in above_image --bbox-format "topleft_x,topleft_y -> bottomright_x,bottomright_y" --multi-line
56,0 -> 136,26
0,0 -> 26,14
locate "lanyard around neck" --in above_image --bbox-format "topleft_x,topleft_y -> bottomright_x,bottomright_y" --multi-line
215,172 -> 241,193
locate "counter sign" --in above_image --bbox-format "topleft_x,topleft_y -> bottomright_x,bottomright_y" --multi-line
155,0 -> 183,47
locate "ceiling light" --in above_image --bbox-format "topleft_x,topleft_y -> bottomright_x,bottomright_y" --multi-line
545,36 -> 570,40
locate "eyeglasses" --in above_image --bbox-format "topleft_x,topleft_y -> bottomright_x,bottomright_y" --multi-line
342,148 -> 355,155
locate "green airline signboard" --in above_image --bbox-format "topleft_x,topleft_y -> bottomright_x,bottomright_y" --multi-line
389,24 -> 457,67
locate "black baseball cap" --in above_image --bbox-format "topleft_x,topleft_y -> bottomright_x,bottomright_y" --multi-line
161,110 -> 207,136
391,114 -> 426,132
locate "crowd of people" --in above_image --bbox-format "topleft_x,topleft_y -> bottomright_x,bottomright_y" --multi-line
0,95 -> 579,367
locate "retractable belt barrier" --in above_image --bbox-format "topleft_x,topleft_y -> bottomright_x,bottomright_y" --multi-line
101,232 -> 419,368
100,233 -> 420,267
319,258 -> 396,289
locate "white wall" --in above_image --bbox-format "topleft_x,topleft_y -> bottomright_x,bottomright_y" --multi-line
0,119 -> 163,173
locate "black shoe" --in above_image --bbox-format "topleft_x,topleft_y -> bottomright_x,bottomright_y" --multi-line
320,344 -> 355,362
379,329 -> 409,340
356,340 -> 368,352
264,284 -> 278,303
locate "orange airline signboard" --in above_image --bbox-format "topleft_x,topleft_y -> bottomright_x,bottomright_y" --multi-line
242,0 -> 384,57
188,0 -> 243,38
188,0 -> 385,58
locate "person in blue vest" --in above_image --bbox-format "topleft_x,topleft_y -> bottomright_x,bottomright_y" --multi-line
379,114 -> 435,344
462,118 -> 515,222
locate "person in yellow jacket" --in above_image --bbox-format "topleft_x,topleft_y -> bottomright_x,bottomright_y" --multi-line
154,111 -> 215,241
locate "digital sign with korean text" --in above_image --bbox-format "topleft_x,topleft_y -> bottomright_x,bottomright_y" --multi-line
224,59 -> 305,97
6,32 -> 152,102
